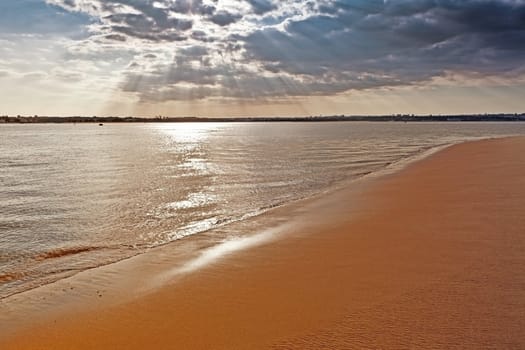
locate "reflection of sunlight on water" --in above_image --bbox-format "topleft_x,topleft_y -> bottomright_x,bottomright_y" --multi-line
178,158 -> 211,174
167,217 -> 220,241
166,192 -> 218,211
152,122 -> 222,143
153,123 -> 223,176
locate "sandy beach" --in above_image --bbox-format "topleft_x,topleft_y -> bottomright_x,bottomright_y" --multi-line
2,136 -> 525,349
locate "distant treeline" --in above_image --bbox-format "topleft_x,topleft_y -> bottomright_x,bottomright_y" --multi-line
1,114 -> 525,124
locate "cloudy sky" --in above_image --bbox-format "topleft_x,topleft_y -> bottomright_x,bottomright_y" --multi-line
1,0 -> 525,117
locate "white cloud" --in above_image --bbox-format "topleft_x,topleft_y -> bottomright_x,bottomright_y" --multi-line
2,0 -> 525,115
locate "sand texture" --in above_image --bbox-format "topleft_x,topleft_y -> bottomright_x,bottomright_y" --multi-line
2,137 -> 525,349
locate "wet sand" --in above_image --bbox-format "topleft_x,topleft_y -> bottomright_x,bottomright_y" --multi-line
2,136 -> 525,349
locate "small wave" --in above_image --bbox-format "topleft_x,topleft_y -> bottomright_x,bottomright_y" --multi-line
260,201 -> 286,211
1,161 -> 50,168
35,246 -> 102,261
0,272 -> 26,283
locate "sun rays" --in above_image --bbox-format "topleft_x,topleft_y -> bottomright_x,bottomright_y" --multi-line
1,0 -> 525,116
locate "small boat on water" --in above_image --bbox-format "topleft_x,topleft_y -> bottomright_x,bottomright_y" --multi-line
99,123 -> 103,126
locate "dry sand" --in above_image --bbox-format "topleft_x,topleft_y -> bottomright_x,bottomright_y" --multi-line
2,136 -> 525,349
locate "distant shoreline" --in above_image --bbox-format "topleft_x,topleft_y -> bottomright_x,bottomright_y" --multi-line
1,114 -> 525,124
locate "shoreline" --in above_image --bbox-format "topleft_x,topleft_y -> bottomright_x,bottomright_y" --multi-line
0,137 -> 453,303
2,136 -> 525,348
2,117 -> 525,124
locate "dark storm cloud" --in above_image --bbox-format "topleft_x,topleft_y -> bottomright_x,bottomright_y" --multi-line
246,0 -> 277,14
105,12 -> 192,42
170,0 -> 216,15
241,0 -> 525,95
104,33 -> 127,41
47,0 -> 196,42
191,30 -> 217,42
209,10 -> 243,26
102,0 -> 194,42
43,0 -> 525,102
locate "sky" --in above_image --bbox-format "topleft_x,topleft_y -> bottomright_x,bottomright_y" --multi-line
1,0 -> 525,117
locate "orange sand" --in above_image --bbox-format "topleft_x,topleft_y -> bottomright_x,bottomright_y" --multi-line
2,137 -> 525,349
